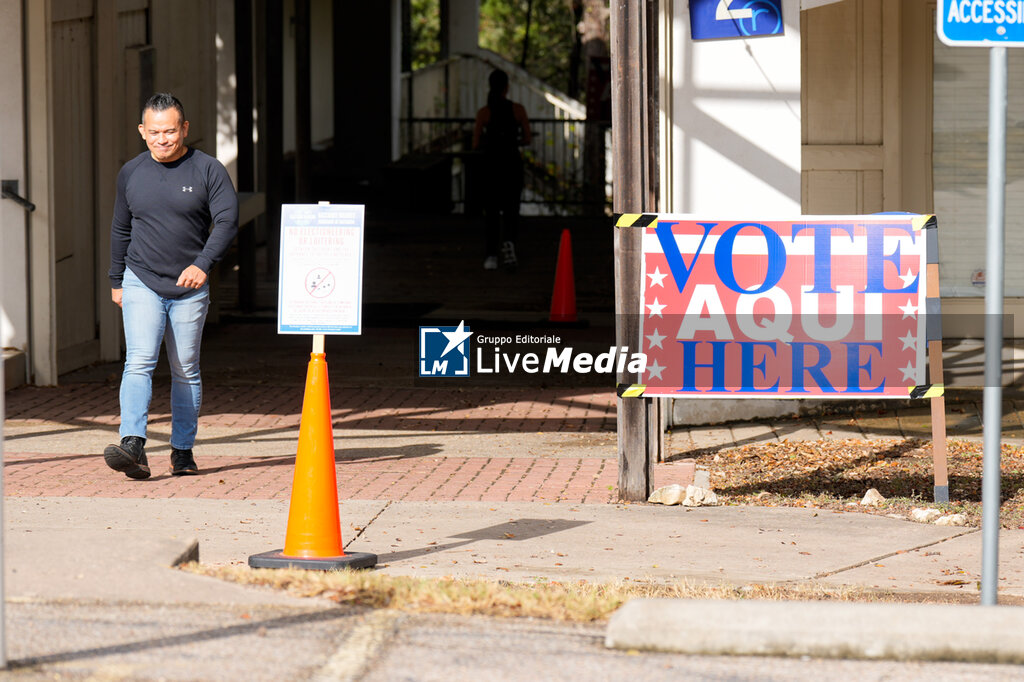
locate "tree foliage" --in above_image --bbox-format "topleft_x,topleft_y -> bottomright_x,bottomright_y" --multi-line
479,0 -> 577,94
409,0 -> 584,96
410,0 -> 441,71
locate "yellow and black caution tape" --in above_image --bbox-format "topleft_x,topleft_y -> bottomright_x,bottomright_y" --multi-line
614,213 -> 659,229
909,383 -> 944,400
911,214 -> 936,232
616,383 -> 647,398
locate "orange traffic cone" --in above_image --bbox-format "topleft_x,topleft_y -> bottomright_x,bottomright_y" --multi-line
249,352 -> 376,570
549,228 -> 578,323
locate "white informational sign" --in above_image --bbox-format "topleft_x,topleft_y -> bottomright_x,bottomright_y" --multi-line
277,203 -> 364,335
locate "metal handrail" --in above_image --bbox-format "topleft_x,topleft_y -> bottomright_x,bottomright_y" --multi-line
1,180 -> 35,212
399,117 -> 611,214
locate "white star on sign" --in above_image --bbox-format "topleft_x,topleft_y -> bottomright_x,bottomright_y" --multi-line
899,331 -> 917,351
900,268 -> 917,289
646,328 -> 667,350
646,298 -> 666,317
900,362 -> 918,383
899,299 -> 918,320
646,359 -> 665,381
647,266 -> 668,288
440,320 -> 473,358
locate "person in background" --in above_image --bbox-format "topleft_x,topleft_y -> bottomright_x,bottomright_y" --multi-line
104,93 -> 238,479
473,68 -> 532,270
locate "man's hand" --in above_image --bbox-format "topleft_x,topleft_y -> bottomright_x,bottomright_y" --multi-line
176,265 -> 208,289
111,288 -> 123,308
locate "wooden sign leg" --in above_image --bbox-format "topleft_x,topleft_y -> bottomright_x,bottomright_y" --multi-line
924,226 -> 948,504
929,338 -> 949,503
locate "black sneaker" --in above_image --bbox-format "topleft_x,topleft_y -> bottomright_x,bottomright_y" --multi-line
501,241 -> 518,269
103,436 -> 151,480
170,448 -> 199,476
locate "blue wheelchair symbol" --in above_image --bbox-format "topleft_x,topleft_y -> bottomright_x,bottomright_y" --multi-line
690,0 -> 784,41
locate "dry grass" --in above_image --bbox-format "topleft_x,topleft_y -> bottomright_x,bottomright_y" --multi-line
180,562 -> 991,623
679,437 -> 1024,528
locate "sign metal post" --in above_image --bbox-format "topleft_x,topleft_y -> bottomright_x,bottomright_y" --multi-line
981,46 -> 1007,606
936,0 -> 1019,604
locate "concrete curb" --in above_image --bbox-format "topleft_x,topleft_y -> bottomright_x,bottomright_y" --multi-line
605,599 -> 1024,663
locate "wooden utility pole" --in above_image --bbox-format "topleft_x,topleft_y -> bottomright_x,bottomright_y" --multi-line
611,0 -> 661,501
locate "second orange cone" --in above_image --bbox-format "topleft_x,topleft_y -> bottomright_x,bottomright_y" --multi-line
549,228 -> 577,323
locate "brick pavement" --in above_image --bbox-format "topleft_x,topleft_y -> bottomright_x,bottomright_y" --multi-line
4,383 -> 618,433
11,378 -> 1024,505
3,380 -> 650,503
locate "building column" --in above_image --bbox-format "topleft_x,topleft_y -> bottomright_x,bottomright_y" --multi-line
0,0 -> 28,368
441,0 -> 478,57
333,1 -> 395,186
661,0 -> 801,214
25,0 -> 57,385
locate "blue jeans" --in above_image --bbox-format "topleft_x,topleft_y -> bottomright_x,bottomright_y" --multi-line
119,267 -> 210,449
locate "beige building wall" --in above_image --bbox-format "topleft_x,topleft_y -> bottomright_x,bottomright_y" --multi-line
801,0 -> 934,215
12,0 -> 222,384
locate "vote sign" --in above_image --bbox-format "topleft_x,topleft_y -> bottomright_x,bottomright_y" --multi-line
938,0 -> 1024,46
689,0 -> 784,41
638,215 -> 932,398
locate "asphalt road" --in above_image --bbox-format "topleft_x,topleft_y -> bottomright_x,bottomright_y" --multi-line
5,601 -> 1024,681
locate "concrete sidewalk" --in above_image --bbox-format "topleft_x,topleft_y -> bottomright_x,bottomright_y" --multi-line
6,496 -> 1016,599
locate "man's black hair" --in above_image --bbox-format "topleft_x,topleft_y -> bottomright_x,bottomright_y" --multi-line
141,93 -> 185,125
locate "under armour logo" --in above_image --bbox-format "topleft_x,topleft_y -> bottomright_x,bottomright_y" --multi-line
182,186 -> 193,192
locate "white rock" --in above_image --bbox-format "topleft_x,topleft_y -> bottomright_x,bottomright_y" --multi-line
682,485 -> 719,507
648,484 -> 686,505
911,508 -> 942,523
693,469 -> 711,489
935,513 -> 968,527
860,488 -> 886,507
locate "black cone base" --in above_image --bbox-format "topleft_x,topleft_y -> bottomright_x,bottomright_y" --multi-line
248,549 -> 377,571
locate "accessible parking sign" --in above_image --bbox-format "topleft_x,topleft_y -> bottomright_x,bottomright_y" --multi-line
689,0 -> 784,41
938,0 -> 1024,46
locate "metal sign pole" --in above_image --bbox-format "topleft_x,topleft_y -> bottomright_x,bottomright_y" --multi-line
981,45 -> 1007,607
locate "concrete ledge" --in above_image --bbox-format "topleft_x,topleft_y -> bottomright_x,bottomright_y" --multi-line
605,599 -> 1024,663
3,348 -> 26,390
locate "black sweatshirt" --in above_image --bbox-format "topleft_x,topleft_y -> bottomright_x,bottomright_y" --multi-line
109,148 -> 238,298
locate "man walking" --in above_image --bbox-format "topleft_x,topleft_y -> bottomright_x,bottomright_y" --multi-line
104,93 -> 237,479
